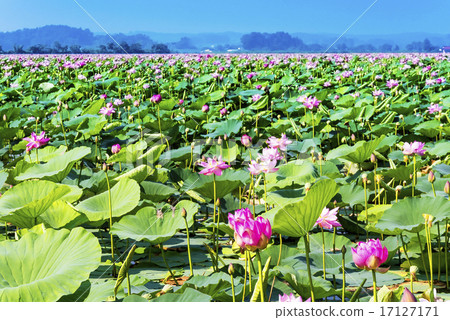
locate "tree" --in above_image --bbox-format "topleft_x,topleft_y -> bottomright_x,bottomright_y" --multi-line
70,44 -> 82,53
13,45 -> 25,53
151,43 -> 170,53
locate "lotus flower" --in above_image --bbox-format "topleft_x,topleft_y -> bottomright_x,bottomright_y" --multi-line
248,160 -> 262,176
259,158 -> 279,173
220,107 -> 227,116
352,239 -> 388,271
198,156 -> 230,176
402,141 -> 426,156
267,134 -> 292,151
303,96 -> 321,110
99,104 -> 116,116
150,94 -> 162,103
427,104 -> 442,114
202,104 -> 209,112
260,147 -> 283,161
241,134 -> 252,147
252,94 -> 262,102
386,79 -> 399,88
278,293 -> 311,302
228,208 -> 272,251
315,207 -> 341,230
23,131 -> 50,152
111,144 -> 121,154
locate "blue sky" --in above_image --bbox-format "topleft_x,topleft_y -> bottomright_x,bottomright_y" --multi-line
1,0 -> 449,34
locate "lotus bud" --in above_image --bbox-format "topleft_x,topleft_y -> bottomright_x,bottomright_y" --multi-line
370,153 -> 377,163
202,104 -> 209,113
351,134 -> 356,142
362,173 -> 368,183
223,134 -> 228,141
341,137 -> 347,144
182,107 -> 185,113
410,265 -> 419,278
181,208 -> 187,218
403,180 -> 407,186
305,182 -> 311,193
241,134 -> 252,147
185,128 -> 189,134
341,245 -> 347,254
191,142 -> 195,149
403,155 -> 408,163
240,110 -> 244,117
444,181 -> 450,195
401,287 -> 417,302
95,136 -> 98,143
217,137 -> 223,145
423,214 -> 434,227
102,163 -> 107,171
395,185 -> 402,192
57,105 -> 61,112
228,263 -> 235,276
216,198 -> 220,206
318,152 -> 323,161
2,114 -> 6,121
428,171 -> 435,183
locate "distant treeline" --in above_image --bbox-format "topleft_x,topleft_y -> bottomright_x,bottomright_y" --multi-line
0,25 -> 444,54
240,32 -> 441,53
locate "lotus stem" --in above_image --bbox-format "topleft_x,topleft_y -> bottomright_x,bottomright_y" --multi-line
105,167 -> 116,277
417,231 -> 429,282
242,251 -> 248,301
182,209 -> 194,277
215,198 -> 221,268
400,233 -> 411,267
372,269 -> 378,302
321,227 -> 326,280
437,222 -> 441,281
363,177 -> 369,239
342,245 -> 346,302
412,155 -> 416,197
255,250 -> 265,302
160,243 -> 179,286
445,218 -> 449,288
303,234 -> 315,302
248,251 -> 253,293
157,104 -> 163,144
263,173 -> 268,212
424,220 -> 434,297
311,110 -> 315,138
229,265 -> 236,302
268,234 -> 283,301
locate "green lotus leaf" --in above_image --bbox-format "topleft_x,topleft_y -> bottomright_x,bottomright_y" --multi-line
24,145 -> 67,163
263,179 -> 339,238
265,160 -> 318,192
0,180 -> 71,228
39,200 -> 83,229
150,287 -> 211,302
182,169 -> 249,199
374,197 -> 450,235
113,165 -> 154,184
137,144 -> 167,165
159,145 -> 203,162
204,119 -> 243,138
0,227 -> 101,302
107,140 -> 147,163
16,147 -> 91,182
76,178 -> 140,222
414,120 -> 440,138
111,200 -> 199,244
141,181 -> 178,202
327,136 -> 385,163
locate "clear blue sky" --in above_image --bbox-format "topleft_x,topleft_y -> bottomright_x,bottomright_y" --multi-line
1,0 -> 449,35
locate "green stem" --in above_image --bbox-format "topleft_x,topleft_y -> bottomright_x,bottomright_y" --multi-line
256,250 -> 264,302
446,218 -> 449,289
268,234 -> 282,301
157,104 -> 163,144
160,244 -> 179,286
105,170 -> 116,277
303,234 -> 315,302
242,252 -> 248,301
342,250 -> 346,302
247,251 -> 252,293
437,222 -> 441,281
412,155 -> 416,197
126,272 -> 131,296
372,269 -> 378,302
321,227 -> 326,280
263,173 -> 268,212
417,232 -> 429,282
230,274 -> 236,302
183,215 -> 194,277
400,233 -> 411,268
363,179 -> 368,239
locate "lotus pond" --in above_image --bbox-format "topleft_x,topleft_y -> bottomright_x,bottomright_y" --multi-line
0,53 -> 450,302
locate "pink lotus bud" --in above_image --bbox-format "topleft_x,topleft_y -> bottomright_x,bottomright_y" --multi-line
111,144 -> 121,154
241,134 -> 252,147
202,104 -> 209,112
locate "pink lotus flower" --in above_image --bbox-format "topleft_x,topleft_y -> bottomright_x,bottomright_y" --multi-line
111,144 -> 121,154
178,99 -> 184,105
252,94 -> 262,102
267,134 -> 292,151
23,131 -> 50,152
248,160 -> 263,176
372,89 -> 384,97
99,105 -> 116,116
352,239 -> 388,271
260,147 -> 283,161
150,94 -> 162,103
278,293 -> 311,302
113,99 -> 124,106
386,79 -> 399,88
241,134 -> 252,147
303,96 -> 321,110
100,94 -> 107,99
202,104 -> 209,113
259,158 -> 279,173
228,208 -> 272,251
198,156 -> 230,176
220,108 -> 227,116
143,84 -> 150,89
296,95 -> 308,103
401,288 -> 417,302
315,207 -> 341,230
428,104 -> 442,114
402,141 -> 426,156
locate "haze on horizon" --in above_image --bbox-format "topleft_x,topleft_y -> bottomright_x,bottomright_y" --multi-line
1,0 -> 449,36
